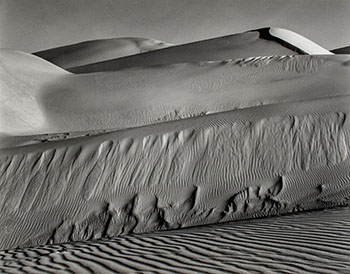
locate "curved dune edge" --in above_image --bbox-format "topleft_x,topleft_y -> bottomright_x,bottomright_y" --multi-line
0,95 -> 349,250
67,27 -> 301,74
0,50 -> 69,137
67,27 -> 331,74
0,206 -> 348,273
1,53 -> 349,136
34,37 -> 174,69
268,27 -> 332,55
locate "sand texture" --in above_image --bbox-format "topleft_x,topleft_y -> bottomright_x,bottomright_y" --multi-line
0,28 -> 349,256
0,95 -> 349,249
1,51 -> 349,136
0,206 -> 348,273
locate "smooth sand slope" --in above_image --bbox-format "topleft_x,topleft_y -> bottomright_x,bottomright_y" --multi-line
1,51 -> 349,136
0,95 -> 349,249
0,50 -> 68,137
34,37 -> 173,70
67,27 -> 332,73
0,206 -> 349,274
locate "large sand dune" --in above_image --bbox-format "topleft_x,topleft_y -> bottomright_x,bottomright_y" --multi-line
0,28 -> 349,256
0,95 -> 349,250
1,51 -> 348,136
34,37 -> 173,70
66,27 -> 332,74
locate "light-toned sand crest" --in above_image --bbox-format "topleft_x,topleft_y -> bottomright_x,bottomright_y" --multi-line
67,28 -> 302,73
34,37 -> 174,69
269,27 -> 333,55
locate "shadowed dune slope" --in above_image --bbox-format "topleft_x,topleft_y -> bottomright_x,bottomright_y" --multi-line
1,51 -> 349,136
68,27 -> 331,73
0,206 -> 348,274
34,37 -> 173,69
331,46 -> 350,54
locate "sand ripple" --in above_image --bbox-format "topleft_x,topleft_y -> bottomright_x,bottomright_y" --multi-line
0,206 -> 349,274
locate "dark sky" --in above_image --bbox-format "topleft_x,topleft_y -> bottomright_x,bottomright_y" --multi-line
1,0 -> 349,52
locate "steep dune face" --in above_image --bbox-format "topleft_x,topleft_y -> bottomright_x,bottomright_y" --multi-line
68,28 -> 331,74
0,50 -> 68,136
0,96 -> 349,250
34,37 -> 173,69
1,53 -> 349,136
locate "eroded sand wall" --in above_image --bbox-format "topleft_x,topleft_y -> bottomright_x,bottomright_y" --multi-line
0,105 -> 349,250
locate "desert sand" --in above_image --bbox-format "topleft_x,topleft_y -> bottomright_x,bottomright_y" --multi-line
0,27 -> 349,273
0,206 -> 348,273
34,37 -> 173,70
65,27 -> 333,74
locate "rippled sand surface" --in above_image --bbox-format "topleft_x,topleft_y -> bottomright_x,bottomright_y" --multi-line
0,206 -> 349,274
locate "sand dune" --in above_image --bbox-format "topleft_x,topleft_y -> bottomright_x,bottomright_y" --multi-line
268,28 -> 333,55
67,28 -> 331,74
34,37 -> 173,70
0,206 -> 348,273
0,50 -> 68,137
1,51 -> 349,136
0,95 -> 349,249
0,28 -> 349,258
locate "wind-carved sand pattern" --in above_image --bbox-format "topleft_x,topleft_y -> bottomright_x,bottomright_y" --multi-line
0,27 -> 350,272
0,98 -> 349,249
0,207 -> 349,274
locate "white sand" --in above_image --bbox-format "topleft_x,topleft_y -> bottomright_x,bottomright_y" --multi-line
269,28 -> 333,55
34,37 -> 173,69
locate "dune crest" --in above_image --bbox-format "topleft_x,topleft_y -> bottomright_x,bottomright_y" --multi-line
34,37 -> 174,69
67,27 -> 329,74
1,52 -> 349,136
268,27 -> 332,55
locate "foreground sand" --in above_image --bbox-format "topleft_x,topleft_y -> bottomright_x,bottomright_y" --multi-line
0,206 -> 349,274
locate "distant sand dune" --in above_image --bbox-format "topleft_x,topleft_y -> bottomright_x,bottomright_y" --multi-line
66,27 -> 332,74
0,206 -> 348,273
34,37 -> 173,70
1,51 -> 349,136
0,28 -> 349,256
